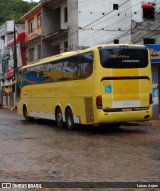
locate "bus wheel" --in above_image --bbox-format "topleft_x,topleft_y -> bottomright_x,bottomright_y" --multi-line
23,105 -> 33,121
55,107 -> 63,128
66,108 -> 74,130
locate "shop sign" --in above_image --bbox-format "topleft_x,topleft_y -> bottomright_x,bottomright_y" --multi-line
146,44 -> 160,63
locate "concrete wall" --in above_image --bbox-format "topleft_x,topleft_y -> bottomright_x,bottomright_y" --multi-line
42,41 -> 60,58
42,7 -> 60,36
42,3 -> 66,57
61,1 -> 68,30
131,0 -> 160,22
131,0 -> 160,44
77,0 -> 132,48
67,0 -> 78,50
42,0 -> 132,54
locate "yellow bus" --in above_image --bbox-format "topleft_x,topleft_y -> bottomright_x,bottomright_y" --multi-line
17,44 -> 152,129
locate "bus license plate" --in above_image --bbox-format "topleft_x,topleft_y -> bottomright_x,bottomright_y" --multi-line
122,108 -> 132,112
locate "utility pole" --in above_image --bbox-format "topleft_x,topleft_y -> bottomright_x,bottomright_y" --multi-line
13,25 -> 17,80
13,24 -> 17,108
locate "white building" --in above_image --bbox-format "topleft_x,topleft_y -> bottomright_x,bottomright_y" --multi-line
131,0 -> 160,44
130,0 -> 160,118
41,0 -> 132,58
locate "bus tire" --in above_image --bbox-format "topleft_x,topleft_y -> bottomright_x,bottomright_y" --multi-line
66,108 -> 75,130
55,107 -> 63,128
23,105 -> 34,121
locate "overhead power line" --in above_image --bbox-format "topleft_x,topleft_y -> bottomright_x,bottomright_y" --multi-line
68,0 -> 130,39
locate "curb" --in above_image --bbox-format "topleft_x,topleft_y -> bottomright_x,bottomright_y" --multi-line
1,106 -> 16,110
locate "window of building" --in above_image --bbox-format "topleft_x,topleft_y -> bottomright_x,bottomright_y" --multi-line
142,5 -> 155,19
28,48 -> 34,62
64,41 -> 68,52
37,14 -> 41,28
143,38 -> 155,44
64,7 -> 68,23
113,4 -> 119,10
29,18 -> 34,33
114,39 -> 119,44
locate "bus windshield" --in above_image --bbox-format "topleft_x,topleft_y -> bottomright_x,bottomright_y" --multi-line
99,46 -> 148,68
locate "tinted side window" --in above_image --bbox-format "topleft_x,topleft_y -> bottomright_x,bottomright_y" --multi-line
62,56 -> 78,80
19,51 -> 94,86
27,67 -> 37,84
52,62 -> 63,81
78,52 -> 93,79
21,68 -> 29,86
44,63 -> 53,83
35,65 -> 44,83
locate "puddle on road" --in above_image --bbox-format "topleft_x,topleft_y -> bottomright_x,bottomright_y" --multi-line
0,112 -> 159,185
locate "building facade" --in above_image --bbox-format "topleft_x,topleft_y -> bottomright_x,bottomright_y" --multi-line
131,0 -> 160,44
41,0 -> 132,58
39,0 -> 160,117
130,0 -> 160,118
0,21 -> 24,107
21,4 -> 42,65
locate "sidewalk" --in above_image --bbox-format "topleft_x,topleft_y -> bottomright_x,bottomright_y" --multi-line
1,105 -> 16,110
150,120 -> 160,126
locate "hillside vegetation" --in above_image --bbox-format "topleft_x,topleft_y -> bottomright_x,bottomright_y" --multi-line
0,0 -> 39,25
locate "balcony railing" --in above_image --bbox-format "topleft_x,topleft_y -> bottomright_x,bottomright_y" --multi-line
42,29 -> 68,42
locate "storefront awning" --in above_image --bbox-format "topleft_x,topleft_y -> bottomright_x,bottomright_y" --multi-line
141,3 -> 154,9
7,69 -> 14,78
7,32 -> 25,47
146,44 -> 160,64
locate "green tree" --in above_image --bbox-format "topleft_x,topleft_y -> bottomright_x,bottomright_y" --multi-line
0,0 -> 39,25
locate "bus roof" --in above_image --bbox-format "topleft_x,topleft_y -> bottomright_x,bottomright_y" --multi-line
19,43 -> 147,70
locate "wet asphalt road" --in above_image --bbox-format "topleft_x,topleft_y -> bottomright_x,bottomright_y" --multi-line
0,109 -> 160,191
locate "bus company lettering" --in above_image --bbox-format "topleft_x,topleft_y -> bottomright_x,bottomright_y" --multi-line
111,55 -> 129,58
122,60 -> 139,63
